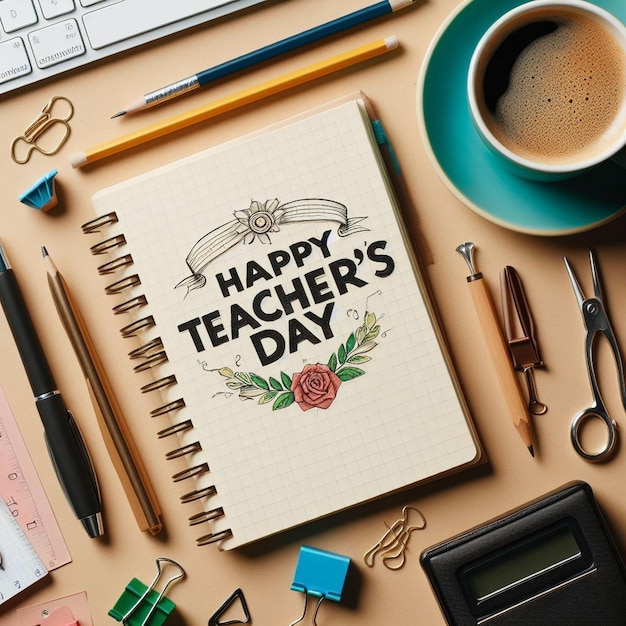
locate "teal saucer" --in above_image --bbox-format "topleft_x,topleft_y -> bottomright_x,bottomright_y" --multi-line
417,0 -> 626,236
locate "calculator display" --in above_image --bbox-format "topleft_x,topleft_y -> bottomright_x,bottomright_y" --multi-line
458,518 -> 593,619
464,524 -> 582,601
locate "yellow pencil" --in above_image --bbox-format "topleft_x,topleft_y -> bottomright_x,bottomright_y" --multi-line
70,36 -> 399,168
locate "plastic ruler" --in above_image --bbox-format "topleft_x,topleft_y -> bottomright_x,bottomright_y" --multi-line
0,497 -> 48,606
0,386 -> 71,571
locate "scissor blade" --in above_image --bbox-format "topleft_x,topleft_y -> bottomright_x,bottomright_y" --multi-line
589,249 -> 604,302
564,257 -> 586,310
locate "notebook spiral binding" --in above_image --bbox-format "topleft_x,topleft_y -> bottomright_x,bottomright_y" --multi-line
82,212 -> 233,547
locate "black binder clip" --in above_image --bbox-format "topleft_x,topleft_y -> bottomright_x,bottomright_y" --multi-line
208,588 -> 251,625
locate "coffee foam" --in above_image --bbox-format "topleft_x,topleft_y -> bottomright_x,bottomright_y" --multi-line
485,12 -> 626,164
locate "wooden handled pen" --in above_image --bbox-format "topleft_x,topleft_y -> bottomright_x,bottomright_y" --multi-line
43,247 -> 162,534
456,243 -> 535,457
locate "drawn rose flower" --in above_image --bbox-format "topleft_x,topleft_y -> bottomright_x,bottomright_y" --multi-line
290,363 -> 342,411
217,311 -> 379,412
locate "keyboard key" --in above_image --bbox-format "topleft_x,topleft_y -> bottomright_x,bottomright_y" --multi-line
79,0 -> 109,6
0,37 -> 32,83
0,0 -> 38,33
28,19 -> 86,68
82,0 -> 231,49
37,0 -> 76,20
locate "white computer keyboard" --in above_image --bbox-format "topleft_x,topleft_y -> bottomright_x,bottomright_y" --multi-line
0,0 -> 270,96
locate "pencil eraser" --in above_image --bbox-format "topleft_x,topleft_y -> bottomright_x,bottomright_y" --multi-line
69,151 -> 87,169
384,35 -> 399,50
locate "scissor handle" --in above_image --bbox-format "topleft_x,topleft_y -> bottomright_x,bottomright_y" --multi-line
571,407 -> 618,462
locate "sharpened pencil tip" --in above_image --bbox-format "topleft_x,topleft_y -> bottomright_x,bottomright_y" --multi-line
41,246 -> 48,257
111,110 -> 127,119
528,445 -> 535,458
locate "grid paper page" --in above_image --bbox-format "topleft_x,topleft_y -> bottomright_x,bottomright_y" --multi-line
91,98 -> 480,549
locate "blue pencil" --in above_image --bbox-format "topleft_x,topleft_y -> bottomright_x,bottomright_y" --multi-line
113,0 -> 415,116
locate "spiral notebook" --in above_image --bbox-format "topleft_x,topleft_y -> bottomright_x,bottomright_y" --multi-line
82,95 -> 482,550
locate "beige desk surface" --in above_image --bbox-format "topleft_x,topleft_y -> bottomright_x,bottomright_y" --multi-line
1,0 -> 626,624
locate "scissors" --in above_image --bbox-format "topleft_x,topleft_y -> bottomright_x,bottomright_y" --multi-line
565,250 -> 626,461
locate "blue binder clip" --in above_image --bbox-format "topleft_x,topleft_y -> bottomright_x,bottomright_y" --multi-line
289,546 -> 351,626
18,169 -> 59,212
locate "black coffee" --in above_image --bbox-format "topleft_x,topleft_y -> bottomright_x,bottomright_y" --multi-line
479,9 -> 625,164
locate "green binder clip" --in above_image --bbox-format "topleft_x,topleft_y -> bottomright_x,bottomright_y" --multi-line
289,545 -> 351,625
109,557 -> 185,626
18,169 -> 59,212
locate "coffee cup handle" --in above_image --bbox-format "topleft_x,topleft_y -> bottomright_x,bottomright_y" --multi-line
611,146 -> 626,169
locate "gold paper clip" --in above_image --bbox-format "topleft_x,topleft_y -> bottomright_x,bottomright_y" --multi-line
363,506 -> 426,570
11,96 -> 74,164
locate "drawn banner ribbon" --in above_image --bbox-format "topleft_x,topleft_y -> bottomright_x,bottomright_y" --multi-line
176,198 -> 368,293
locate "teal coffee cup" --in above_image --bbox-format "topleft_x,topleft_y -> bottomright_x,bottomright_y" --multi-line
468,0 -> 626,181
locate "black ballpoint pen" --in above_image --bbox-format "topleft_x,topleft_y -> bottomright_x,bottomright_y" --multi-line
0,242 -> 103,538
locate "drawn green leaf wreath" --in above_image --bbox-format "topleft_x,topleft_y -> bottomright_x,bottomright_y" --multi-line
217,311 -> 381,411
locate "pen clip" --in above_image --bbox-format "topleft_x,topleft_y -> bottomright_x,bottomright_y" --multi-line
500,266 -> 542,369
500,266 -> 547,416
